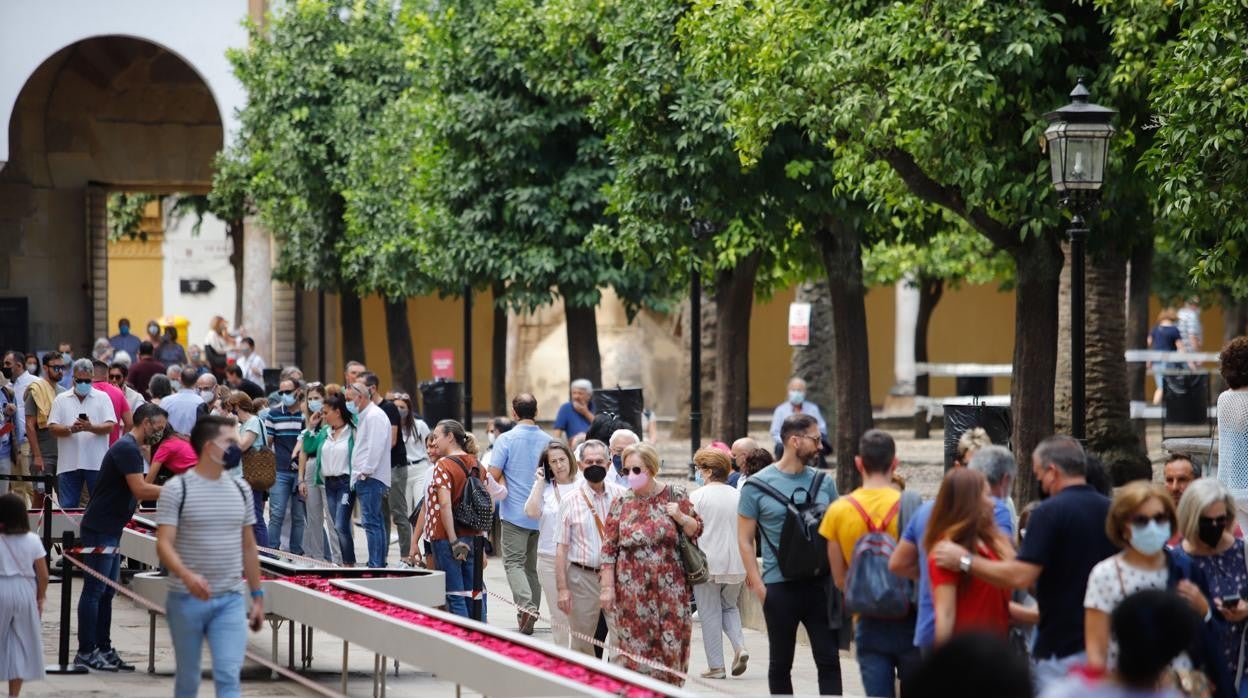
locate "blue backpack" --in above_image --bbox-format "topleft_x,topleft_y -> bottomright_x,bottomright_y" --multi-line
842,495 -> 913,619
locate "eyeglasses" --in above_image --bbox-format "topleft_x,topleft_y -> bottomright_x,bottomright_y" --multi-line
1129,513 -> 1170,527
305,382 -> 324,390
108,374 -> 124,382
795,434 -> 821,443
627,466 -> 645,475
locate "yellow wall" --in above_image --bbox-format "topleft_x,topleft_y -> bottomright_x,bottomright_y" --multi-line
106,201 -> 163,341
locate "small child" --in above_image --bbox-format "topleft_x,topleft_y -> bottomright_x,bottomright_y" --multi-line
0,493 -> 48,697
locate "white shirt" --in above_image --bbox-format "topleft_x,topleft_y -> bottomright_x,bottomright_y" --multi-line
536,479 -> 579,557
352,402 -> 393,488
235,352 -> 266,385
48,387 -> 115,472
1084,554 -> 1192,672
0,532 -> 45,576
319,425 -> 352,478
123,385 -> 146,413
689,482 -> 746,581
556,480 -> 626,569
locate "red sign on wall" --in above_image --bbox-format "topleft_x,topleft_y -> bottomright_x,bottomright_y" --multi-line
431,349 -> 455,378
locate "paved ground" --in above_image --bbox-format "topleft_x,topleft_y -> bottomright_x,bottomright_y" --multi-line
21,423 -> 1180,697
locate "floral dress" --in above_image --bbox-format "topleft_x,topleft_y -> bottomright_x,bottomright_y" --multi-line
601,484 -> 702,686
1189,539 -> 1248,687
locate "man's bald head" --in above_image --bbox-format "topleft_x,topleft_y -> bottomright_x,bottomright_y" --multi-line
732,437 -> 759,465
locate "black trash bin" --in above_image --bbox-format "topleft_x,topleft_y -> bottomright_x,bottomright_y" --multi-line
420,379 -> 463,426
943,403 -> 1011,471
955,375 -> 992,398
593,387 -> 645,435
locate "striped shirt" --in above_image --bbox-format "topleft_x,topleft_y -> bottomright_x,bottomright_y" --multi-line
264,405 -> 305,470
556,480 -> 626,569
156,470 -> 256,595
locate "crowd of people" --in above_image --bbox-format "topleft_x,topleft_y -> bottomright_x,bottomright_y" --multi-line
6,325 -> 1248,697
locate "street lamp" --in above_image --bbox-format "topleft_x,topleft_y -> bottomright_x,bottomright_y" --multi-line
1043,77 -> 1116,441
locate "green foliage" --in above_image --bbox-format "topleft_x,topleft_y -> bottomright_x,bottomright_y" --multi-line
863,227 -> 1014,290
218,0 -> 412,292
107,193 -> 160,241
1142,0 -> 1248,297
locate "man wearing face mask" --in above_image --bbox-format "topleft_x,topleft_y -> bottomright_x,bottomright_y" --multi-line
768,378 -> 827,456
489,393 -> 553,634
75,403 -> 167,671
108,318 -> 140,360
264,379 -> 307,555
194,373 -> 220,412
555,439 -> 626,656
607,429 -> 639,488
931,436 -> 1117,693
156,415 -> 264,696
47,359 -> 117,508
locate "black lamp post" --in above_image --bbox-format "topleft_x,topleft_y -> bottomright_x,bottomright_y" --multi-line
1043,78 -> 1116,441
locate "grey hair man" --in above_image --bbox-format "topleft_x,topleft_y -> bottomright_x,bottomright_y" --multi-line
46,358 -> 116,507
607,429 -> 639,487
554,379 -> 595,445
968,445 -> 1018,536
768,377 -> 827,449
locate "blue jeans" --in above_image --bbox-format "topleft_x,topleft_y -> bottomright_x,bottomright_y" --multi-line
251,489 -> 268,548
856,616 -> 920,698
166,591 -> 247,698
324,476 -> 356,565
355,477 -> 387,568
431,537 -> 483,620
267,469 -> 305,554
77,528 -> 120,654
1032,651 -> 1086,695
58,469 -> 100,508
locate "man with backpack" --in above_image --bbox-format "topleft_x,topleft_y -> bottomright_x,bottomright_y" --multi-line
738,413 -> 840,695
819,429 -> 918,698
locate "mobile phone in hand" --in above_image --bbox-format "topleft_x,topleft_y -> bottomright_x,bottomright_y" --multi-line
1225,594 -> 1242,609
78,413 -> 88,422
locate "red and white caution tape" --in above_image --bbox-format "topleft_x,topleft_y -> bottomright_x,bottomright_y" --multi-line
65,546 -> 119,555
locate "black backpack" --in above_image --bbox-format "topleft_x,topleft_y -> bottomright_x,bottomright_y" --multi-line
448,456 -> 494,532
745,469 -> 832,580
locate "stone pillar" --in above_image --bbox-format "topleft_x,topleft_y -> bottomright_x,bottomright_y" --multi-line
241,217 -> 275,368
893,278 -> 919,396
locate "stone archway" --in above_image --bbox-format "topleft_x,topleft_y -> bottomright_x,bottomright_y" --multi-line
0,35 -> 223,351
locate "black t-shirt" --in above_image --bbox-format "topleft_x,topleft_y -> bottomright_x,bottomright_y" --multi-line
1017,484 -> 1117,660
379,399 -> 405,467
234,379 -> 265,400
82,434 -> 146,534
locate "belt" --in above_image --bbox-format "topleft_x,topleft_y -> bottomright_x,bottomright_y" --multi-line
570,561 -> 599,573
323,474 -> 349,483
392,462 -> 408,468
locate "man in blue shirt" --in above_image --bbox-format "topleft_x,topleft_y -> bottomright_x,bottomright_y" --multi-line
489,393 -> 552,634
108,318 -> 140,359
264,379 -> 306,554
768,377 -> 827,449
552,379 -> 594,445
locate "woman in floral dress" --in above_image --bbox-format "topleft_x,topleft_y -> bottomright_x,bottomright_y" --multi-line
600,443 -> 702,686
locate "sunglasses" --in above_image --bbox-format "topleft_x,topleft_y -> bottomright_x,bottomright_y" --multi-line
108,374 -> 124,382
74,378 -> 92,385
1202,515 -> 1232,529
279,390 -> 295,396
47,364 -> 64,372
1129,513 -> 1170,527
627,466 -> 645,475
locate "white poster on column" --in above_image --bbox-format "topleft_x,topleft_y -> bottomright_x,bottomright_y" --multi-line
788,302 -> 811,347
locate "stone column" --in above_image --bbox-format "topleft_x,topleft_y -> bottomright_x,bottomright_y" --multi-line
893,278 -> 919,396
241,216 -> 274,368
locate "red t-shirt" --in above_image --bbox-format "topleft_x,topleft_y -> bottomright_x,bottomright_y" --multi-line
93,381 -> 129,445
153,437 -> 197,476
928,542 -> 1011,637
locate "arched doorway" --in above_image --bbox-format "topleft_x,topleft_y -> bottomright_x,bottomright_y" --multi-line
0,35 -> 223,352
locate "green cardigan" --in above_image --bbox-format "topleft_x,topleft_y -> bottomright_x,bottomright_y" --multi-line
302,423 -> 354,486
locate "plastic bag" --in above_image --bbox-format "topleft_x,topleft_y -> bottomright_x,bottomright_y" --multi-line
943,404 -> 1011,470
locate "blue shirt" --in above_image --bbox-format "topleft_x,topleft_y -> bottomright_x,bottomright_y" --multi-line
0,388 -> 12,463
109,333 -> 141,359
553,401 -> 594,439
738,464 -> 838,584
163,389 -> 205,436
491,423 -> 551,529
768,401 -> 828,444
903,497 -> 1014,649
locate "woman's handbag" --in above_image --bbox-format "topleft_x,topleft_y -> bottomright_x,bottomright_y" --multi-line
667,486 -> 709,585
243,420 -> 277,492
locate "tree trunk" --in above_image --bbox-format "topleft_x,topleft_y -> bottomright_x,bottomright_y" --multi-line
791,279 -> 836,424
339,290 -> 366,367
1087,248 -> 1151,483
672,291 -> 717,441
227,219 -> 245,328
384,297 -> 418,393
1011,234 -> 1063,506
491,282 -> 508,417
713,251 -> 762,444
914,275 -> 944,400
1224,293 -> 1248,346
563,302 -> 602,389
815,219 -> 873,494
1127,240 -> 1153,405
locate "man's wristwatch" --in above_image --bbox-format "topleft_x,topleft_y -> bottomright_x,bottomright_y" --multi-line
958,554 -> 973,573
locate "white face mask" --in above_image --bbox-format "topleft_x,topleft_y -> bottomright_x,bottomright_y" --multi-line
488,432 -> 496,446
199,389 -> 216,402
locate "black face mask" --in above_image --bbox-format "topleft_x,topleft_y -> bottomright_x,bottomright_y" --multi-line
1198,518 -> 1226,548
0,366 -> 10,379
584,465 -> 608,483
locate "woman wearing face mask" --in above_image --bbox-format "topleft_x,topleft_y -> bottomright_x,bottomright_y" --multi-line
144,426 -> 196,486
225,391 -> 269,548
311,394 -> 356,566
202,316 -> 234,381
524,441 -> 580,647
689,447 -> 749,678
1084,482 -> 1213,676
296,385 -> 339,564
393,395 -> 431,528
600,443 -> 702,686
24,354 -> 39,378
1172,478 -> 1248,694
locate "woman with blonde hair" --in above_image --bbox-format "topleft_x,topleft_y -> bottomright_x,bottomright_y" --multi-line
600,443 -> 702,686
690,447 -> 748,678
1148,308 -> 1187,404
